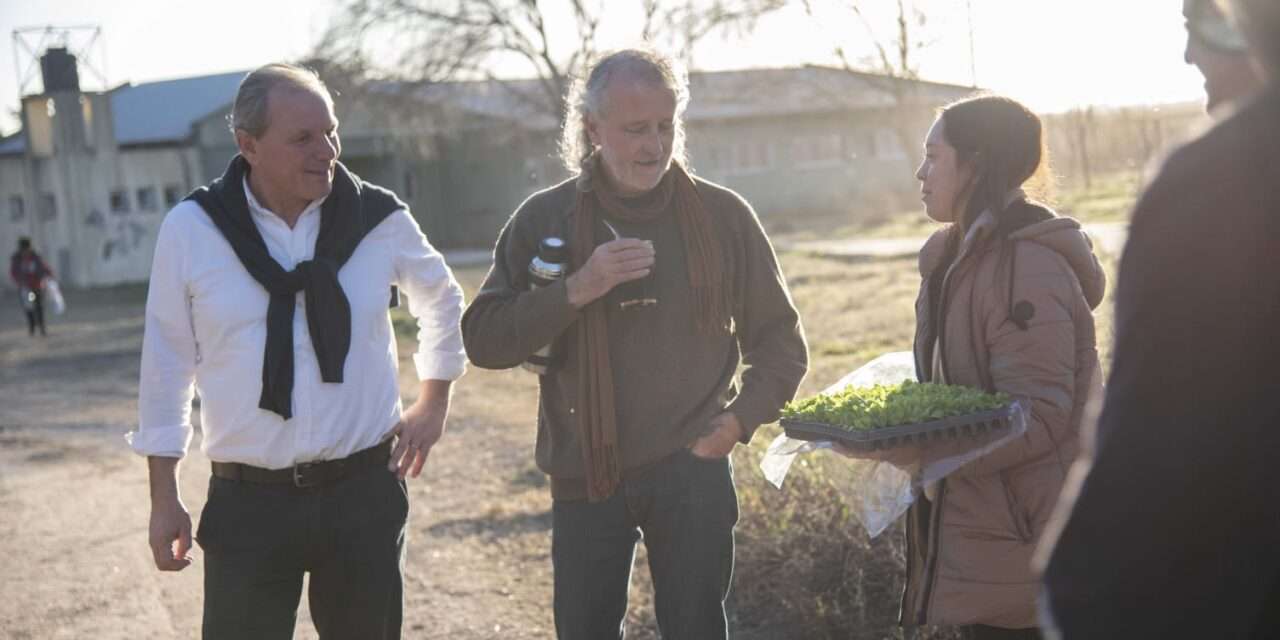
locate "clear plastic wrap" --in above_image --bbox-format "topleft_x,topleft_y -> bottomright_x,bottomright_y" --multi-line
45,279 -> 66,315
760,351 -> 1028,538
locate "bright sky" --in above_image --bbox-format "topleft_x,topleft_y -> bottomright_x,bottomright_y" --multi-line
0,0 -> 1205,137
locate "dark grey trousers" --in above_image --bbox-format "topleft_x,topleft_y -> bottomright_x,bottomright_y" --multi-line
23,288 -> 44,336
196,465 -> 408,640
551,449 -> 739,640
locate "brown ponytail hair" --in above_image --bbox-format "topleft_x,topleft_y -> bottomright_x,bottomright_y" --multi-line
939,95 -> 1052,230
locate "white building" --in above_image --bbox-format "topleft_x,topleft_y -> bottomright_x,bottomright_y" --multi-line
0,48 -> 242,289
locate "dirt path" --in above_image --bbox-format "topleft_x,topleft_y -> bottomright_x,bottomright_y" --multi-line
0,275 -> 672,639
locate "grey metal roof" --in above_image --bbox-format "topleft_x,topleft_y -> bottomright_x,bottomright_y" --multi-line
415,66 -> 976,131
2,66 -> 972,150
415,78 -> 558,129
110,71 -> 244,145
686,66 -> 976,121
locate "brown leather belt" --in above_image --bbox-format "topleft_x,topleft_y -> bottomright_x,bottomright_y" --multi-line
210,440 -> 392,489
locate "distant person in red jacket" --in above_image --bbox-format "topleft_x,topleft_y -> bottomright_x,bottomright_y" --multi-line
10,237 -> 52,337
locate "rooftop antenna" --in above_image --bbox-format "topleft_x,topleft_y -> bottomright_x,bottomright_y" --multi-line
12,25 -> 108,96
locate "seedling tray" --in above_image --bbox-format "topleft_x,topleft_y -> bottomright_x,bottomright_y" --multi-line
780,402 -> 1020,451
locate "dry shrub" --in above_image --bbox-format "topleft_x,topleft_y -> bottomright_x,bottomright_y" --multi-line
729,436 -> 959,640
722,251 -> 964,639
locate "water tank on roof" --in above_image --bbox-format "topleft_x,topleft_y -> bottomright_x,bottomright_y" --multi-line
40,48 -> 80,93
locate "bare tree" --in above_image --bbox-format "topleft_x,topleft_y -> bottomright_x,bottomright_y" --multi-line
801,0 -> 958,166
1063,106 -> 1095,190
1042,104 -> 1205,192
823,0 -> 925,80
642,0 -> 787,63
315,0 -> 784,126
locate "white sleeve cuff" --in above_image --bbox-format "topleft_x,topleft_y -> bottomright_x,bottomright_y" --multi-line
125,424 -> 193,459
413,350 -> 467,382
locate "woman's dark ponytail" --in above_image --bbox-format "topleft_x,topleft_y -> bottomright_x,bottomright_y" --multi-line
938,95 -> 1048,230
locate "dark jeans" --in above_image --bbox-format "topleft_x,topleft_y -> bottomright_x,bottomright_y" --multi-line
959,625 -> 1043,640
196,465 -> 408,640
552,449 -> 739,640
22,288 -> 44,336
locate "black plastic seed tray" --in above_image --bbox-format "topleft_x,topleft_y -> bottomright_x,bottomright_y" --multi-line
780,402 -> 1020,451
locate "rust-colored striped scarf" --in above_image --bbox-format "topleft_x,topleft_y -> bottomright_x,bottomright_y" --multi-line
571,157 -> 731,501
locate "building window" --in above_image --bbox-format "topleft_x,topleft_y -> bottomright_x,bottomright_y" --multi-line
109,189 -> 130,214
753,142 -> 769,168
163,184 -> 183,208
873,128 -> 906,159
81,96 -> 95,151
136,186 -> 158,212
39,193 -> 56,220
403,171 -> 415,199
8,195 -> 24,222
734,143 -> 753,171
726,141 -> 771,174
862,131 -> 878,158
710,145 -> 729,170
793,134 -> 844,168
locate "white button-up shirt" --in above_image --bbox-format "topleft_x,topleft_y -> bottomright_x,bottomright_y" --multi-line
127,181 -> 466,469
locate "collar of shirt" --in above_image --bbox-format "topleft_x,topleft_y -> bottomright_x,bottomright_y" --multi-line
240,178 -> 327,269
242,177 -> 326,226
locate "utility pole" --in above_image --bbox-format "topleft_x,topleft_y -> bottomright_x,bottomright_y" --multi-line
967,0 -> 978,86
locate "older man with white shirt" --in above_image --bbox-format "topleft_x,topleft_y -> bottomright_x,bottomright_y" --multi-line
127,63 -> 465,639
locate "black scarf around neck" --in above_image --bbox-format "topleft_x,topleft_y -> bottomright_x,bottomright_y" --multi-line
187,155 -> 404,419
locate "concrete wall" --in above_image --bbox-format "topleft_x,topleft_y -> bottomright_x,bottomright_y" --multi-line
191,109 -> 237,184
686,108 -> 933,220
0,158 -> 38,289
0,90 -> 205,289
72,146 -> 203,287
415,125 -> 564,249
339,124 -> 565,250
3,147 -> 205,289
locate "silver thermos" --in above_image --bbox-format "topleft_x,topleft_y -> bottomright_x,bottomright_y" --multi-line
521,237 -> 568,375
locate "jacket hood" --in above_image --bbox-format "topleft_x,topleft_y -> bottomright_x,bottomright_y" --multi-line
918,214 -> 1107,311
1009,217 -> 1107,309
918,225 -> 959,279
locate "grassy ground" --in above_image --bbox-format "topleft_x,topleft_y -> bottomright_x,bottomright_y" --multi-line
1,209 -> 1117,638
1053,170 -> 1144,224
396,237 -> 1120,638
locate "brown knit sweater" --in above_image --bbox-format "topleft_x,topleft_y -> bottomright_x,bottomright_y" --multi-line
461,175 -> 808,500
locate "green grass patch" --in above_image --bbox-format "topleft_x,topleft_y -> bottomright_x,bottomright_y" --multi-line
1055,170 -> 1143,224
771,169 -> 1141,249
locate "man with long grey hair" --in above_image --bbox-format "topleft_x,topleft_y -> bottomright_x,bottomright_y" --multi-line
462,48 -> 808,639
1039,0 -> 1280,636
129,63 -> 466,638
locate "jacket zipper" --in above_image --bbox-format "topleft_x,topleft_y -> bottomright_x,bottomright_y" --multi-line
918,479 -> 947,624
916,228 -> 986,623
916,258 -> 963,624
933,239 -> 973,384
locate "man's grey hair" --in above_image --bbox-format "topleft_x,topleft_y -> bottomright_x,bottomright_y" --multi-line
558,48 -> 691,174
228,63 -> 333,138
